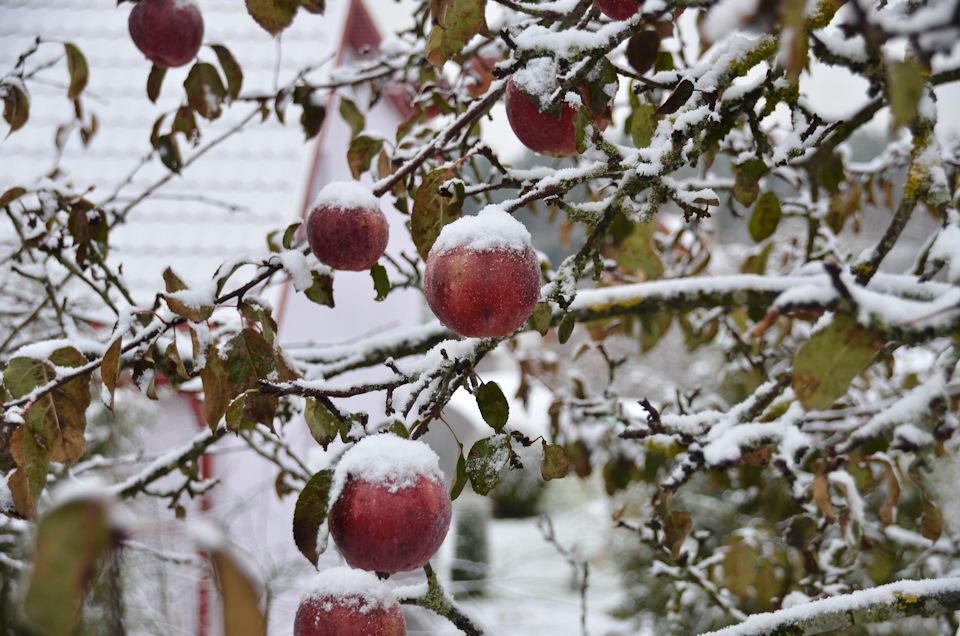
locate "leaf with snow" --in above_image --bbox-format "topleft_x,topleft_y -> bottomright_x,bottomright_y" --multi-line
184,62 -> 227,120
467,435 -> 512,496
4,348 -> 90,508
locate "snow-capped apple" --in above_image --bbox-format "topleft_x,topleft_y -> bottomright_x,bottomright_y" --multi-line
424,206 -> 541,338
593,0 -> 640,20
128,0 -> 204,68
294,567 -> 406,636
504,57 -> 614,157
306,181 -> 389,271
329,434 -> 451,573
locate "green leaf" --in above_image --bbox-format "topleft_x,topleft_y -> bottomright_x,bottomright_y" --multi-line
304,270 -> 334,307
792,314 -> 883,410
540,442 -> 570,481
338,97 -> 365,139
156,134 -> 183,173
639,311 -> 671,352
425,0 -> 487,68
300,0 -> 324,12
466,435 -> 512,496
740,158 -> 768,181
573,105 -> 592,154
734,165 -> 762,207
581,57 -> 618,123
655,79 -> 693,117
631,102 -> 656,149
211,44 -> 244,101
173,106 -> 200,145
627,30 -> 661,75
304,397 -> 345,449
749,191 -> 781,242
558,312 -> 576,344
887,61 -> 925,128
64,43 -> 88,100
820,152 -> 844,195
282,222 -> 301,250
293,85 -> 325,139
450,442 -> 468,500
292,469 -> 333,566
370,263 -> 390,301
2,78 -> 30,133
530,301 -> 553,336
246,0 -> 299,35
347,134 -> 384,179
146,64 -> 166,102
617,226 -> 664,279
0,186 -> 27,209
24,498 -> 115,636
476,381 -> 509,433
184,62 -> 227,120
411,168 -> 463,260
5,347 -> 90,469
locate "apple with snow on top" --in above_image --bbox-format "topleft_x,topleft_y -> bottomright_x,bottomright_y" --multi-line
424,206 -> 541,339
306,181 -> 389,271
504,57 -> 614,158
593,0 -> 640,21
329,434 -> 451,573
294,567 -> 406,636
128,0 -> 204,68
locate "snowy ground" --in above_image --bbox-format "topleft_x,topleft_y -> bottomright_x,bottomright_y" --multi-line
406,479 -> 636,636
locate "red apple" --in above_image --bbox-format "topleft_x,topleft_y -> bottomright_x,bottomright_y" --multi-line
294,567 -> 406,636
329,435 -> 451,573
424,206 -> 540,338
594,0 -> 640,20
504,59 -> 614,158
306,182 -> 389,271
128,0 -> 204,68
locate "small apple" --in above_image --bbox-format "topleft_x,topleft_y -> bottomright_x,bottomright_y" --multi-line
593,0 -> 640,21
306,182 -> 389,271
294,567 -> 406,636
424,206 -> 540,338
128,0 -> 204,68
504,59 -> 613,157
329,434 -> 451,573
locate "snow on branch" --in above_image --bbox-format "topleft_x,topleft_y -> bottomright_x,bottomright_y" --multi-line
702,577 -> 960,636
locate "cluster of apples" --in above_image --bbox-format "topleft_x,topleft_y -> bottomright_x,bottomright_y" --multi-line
295,434 -> 452,635
306,182 -> 542,339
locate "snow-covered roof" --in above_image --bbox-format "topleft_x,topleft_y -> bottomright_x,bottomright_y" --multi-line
0,0 -> 391,305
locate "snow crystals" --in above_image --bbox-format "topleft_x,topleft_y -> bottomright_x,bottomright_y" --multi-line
310,181 -> 381,212
430,205 -> 533,256
330,433 -> 445,501
300,566 -> 398,613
